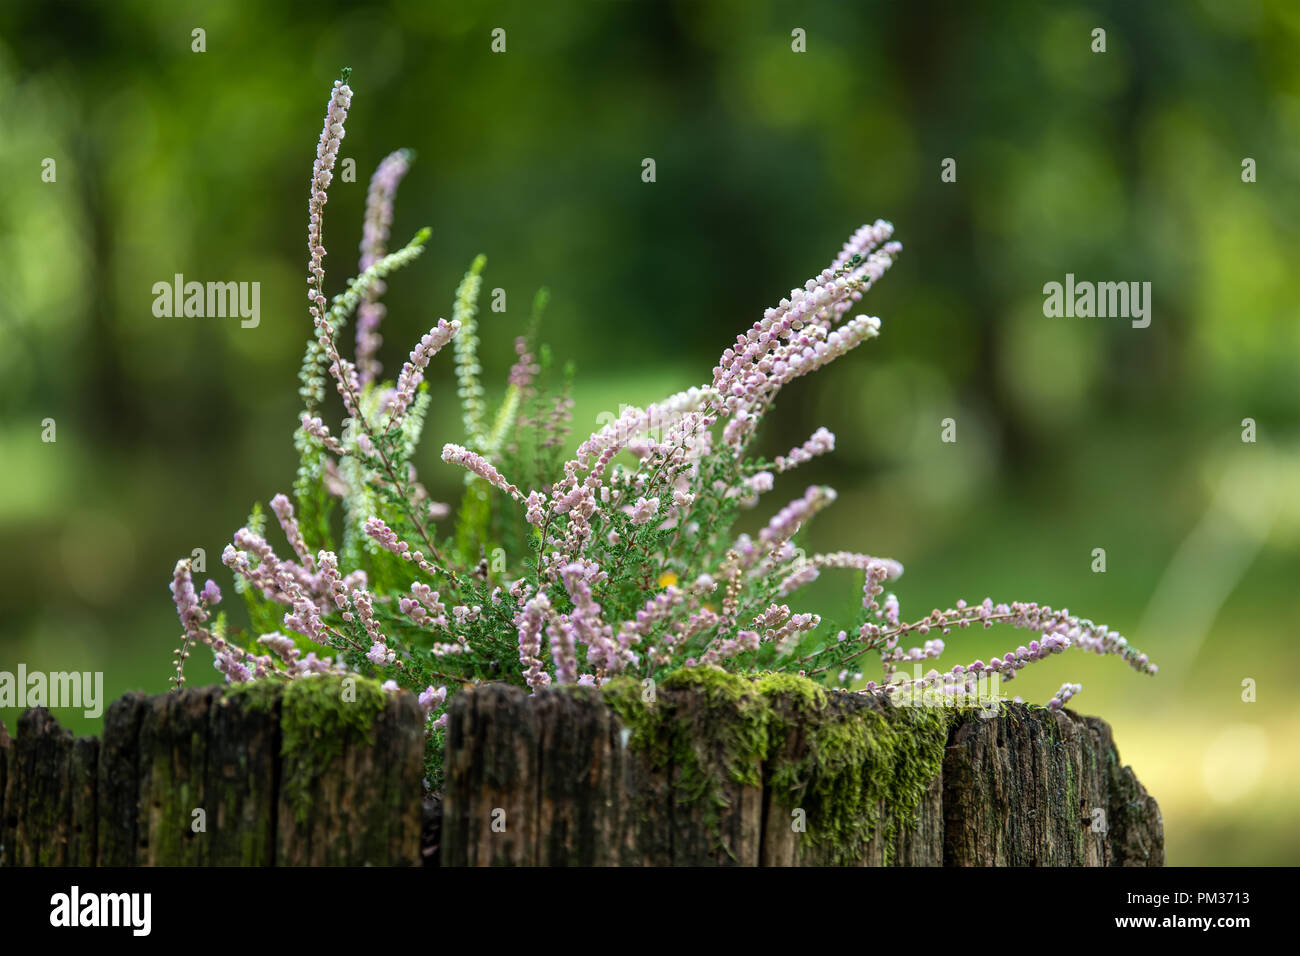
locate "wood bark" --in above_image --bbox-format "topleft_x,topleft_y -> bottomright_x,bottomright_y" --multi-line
1,682 -> 422,866
1,684 -> 1161,866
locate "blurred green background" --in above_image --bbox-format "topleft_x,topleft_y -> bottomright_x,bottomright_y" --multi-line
1,0 -> 1297,865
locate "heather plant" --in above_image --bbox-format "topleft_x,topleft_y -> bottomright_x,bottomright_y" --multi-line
169,72 -> 1156,781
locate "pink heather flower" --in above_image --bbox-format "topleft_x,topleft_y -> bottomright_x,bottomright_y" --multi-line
1048,682 -> 1083,710
525,490 -> 547,526
363,516 -> 404,554
758,485 -> 837,550
704,629 -> 762,662
281,568 -> 328,644
214,652 -> 253,683
270,493 -> 315,572
381,679 -> 400,693
300,414 -> 344,455
812,551 -> 905,581
290,651 -> 346,677
200,579 -> 222,606
418,684 -> 448,714
351,587 -> 384,643
317,550 -> 349,611
452,604 -> 482,627
307,78 -> 352,326
328,356 -> 364,421
508,336 -> 540,389
614,586 -> 685,664
441,443 -> 520,498
401,582 -> 448,629
714,221 -> 895,391
560,562 -> 621,673
732,533 -> 757,565
564,386 -> 715,475
778,562 -> 820,596
547,616 -> 579,685
367,641 -> 395,666
356,149 -> 413,385
515,592 -> 552,692
750,604 -> 819,651
712,222 -> 899,448
861,599 -> 1154,699
628,496 -> 659,525
170,559 -> 209,633
361,516 -> 438,575
775,427 -> 835,472
257,632 -> 299,663
391,319 -> 460,424
730,471 -> 773,509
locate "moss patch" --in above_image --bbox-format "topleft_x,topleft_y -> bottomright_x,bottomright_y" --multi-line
227,675 -> 387,823
600,668 -> 951,864
761,676 -> 949,864
603,668 -> 772,849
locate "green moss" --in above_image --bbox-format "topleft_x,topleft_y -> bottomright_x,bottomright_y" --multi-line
223,678 -> 285,713
877,705 -> 949,860
600,668 -> 951,865
759,679 -> 947,864
226,675 -> 387,823
755,671 -> 827,710
604,668 -> 770,816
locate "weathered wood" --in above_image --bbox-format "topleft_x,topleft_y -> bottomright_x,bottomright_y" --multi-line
275,685 -> 424,865
4,677 -> 424,866
664,681 -> 765,866
0,719 -> 10,866
441,682 -> 542,865
137,685 -> 218,865
205,686 -> 278,865
444,685 -> 1160,867
1083,716 -> 1164,866
3,708 -> 98,866
2,678 -> 1161,867
942,705 -> 1162,866
96,691 -> 148,865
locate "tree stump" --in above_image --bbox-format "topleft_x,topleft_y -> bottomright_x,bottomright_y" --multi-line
0,673 -> 1161,866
